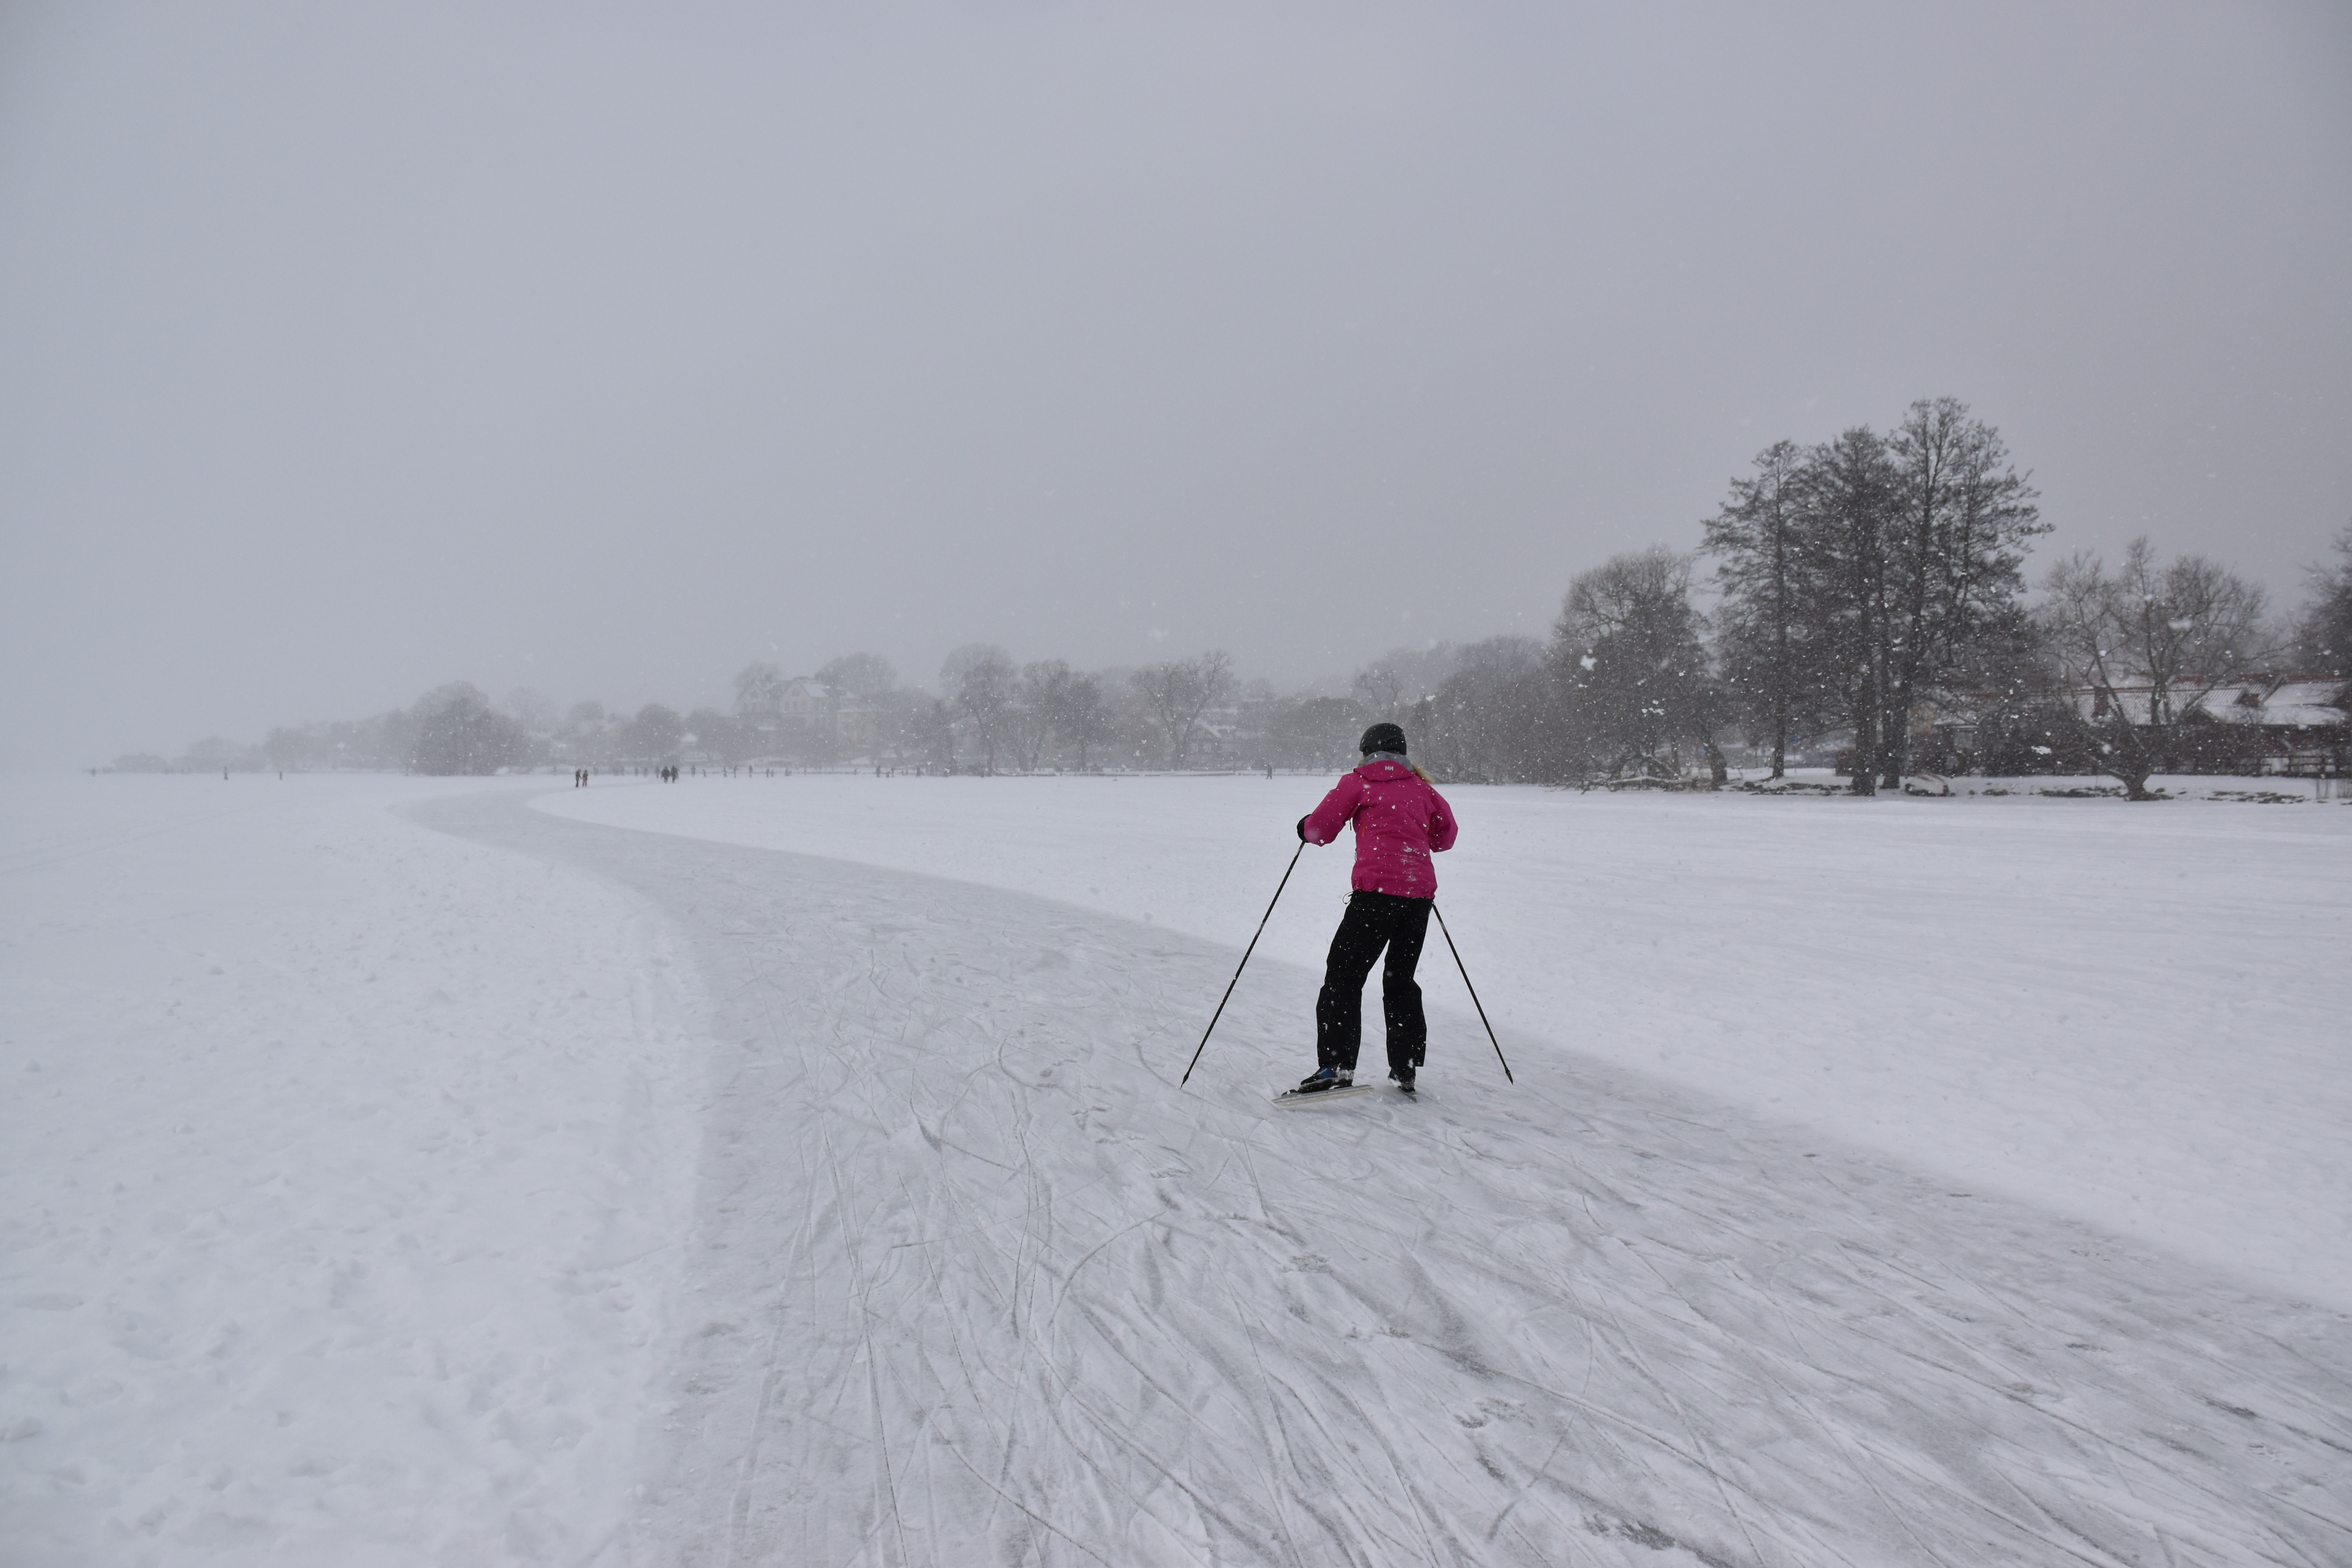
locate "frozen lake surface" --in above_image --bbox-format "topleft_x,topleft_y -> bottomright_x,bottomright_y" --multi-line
4,771 -> 2348,1564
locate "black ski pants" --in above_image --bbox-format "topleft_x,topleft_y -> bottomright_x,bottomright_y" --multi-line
1315,890 -> 1431,1077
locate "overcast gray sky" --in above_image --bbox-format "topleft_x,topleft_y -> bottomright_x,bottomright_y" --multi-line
4,0 -> 2348,763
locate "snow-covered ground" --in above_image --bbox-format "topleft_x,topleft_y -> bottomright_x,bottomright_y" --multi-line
1,775 -> 701,1565
543,769 -> 2352,1311
6,769 -> 2349,1564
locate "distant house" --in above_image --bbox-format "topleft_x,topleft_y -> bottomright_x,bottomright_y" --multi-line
2074,676 -> 2348,775
1888,693 -> 2075,777
1881,676 -> 2348,778
739,677 -> 880,761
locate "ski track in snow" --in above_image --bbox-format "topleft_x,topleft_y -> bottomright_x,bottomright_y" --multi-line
419,790 -> 2352,1568
538,773 -> 2352,1309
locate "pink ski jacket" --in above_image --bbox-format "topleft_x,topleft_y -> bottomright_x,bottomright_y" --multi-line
1301,758 -> 1459,898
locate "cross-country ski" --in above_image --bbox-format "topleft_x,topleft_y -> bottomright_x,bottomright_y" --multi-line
1271,1081 -> 1382,1105
1272,1081 -> 1422,1106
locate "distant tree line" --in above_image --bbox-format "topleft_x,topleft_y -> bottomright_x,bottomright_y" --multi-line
117,396 -> 2351,791
151,647 -> 1381,779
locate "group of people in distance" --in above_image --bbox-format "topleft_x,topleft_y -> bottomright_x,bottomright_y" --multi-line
572,765 -> 680,786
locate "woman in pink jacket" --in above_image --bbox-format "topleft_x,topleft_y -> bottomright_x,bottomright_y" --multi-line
1291,722 -> 1458,1096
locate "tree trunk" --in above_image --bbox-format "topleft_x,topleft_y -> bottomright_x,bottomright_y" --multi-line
1769,573 -> 1790,779
1880,645 -> 1915,789
1883,502 -> 1940,790
1849,482 -> 1884,797
1849,695 -> 1879,796
2093,712 -> 2161,800
1851,615 -> 1882,796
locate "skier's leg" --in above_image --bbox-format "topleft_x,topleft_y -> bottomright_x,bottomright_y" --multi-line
1380,897 -> 1432,1079
1314,894 -> 1386,1075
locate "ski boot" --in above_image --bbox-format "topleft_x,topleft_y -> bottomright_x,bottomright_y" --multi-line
1291,1065 -> 1352,1096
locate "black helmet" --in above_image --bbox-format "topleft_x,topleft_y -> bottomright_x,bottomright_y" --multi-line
1358,722 -> 1407,755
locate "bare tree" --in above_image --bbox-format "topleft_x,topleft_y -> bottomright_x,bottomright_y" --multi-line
687,707 -> 746,763
808,653 -> 895,767
1878,398 -> 2045,786
1798,426 -> 1903,794
1350,645 -> 1459,720
1240,694 -> 1365,772
1709,405 -> 2045,790
2038,539 -> 2273,799
624,702 -> 686,761
1058,671 -> 1112,771
408,682 -> 531,775
942,642 -> 1016,773
1131,650 -> 1235,769
1011,659 -> 1069,771
1704,440 -> 1824,778
864,687 -> 930,771
917,696 -> 956,774
2295,522 -> 2352,679
1550,548 -> 1719,782
1351,661 -> 1404,717
500,687 -> 559,736
816,652 -> 897,704
1421,635 -> 1552,783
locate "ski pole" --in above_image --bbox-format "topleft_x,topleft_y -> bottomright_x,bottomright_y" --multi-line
1431,902 -> 1513,1084
1181,840 -> 1306,1087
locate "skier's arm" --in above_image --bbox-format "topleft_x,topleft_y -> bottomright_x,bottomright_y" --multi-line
1299,777 -> 1363,846
1427,788 -> 1459,854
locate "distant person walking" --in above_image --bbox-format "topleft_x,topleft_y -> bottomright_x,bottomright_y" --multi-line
1290,723 -> 1457,1096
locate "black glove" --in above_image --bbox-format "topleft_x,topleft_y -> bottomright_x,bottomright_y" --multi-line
1296,816 -> 1310,842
